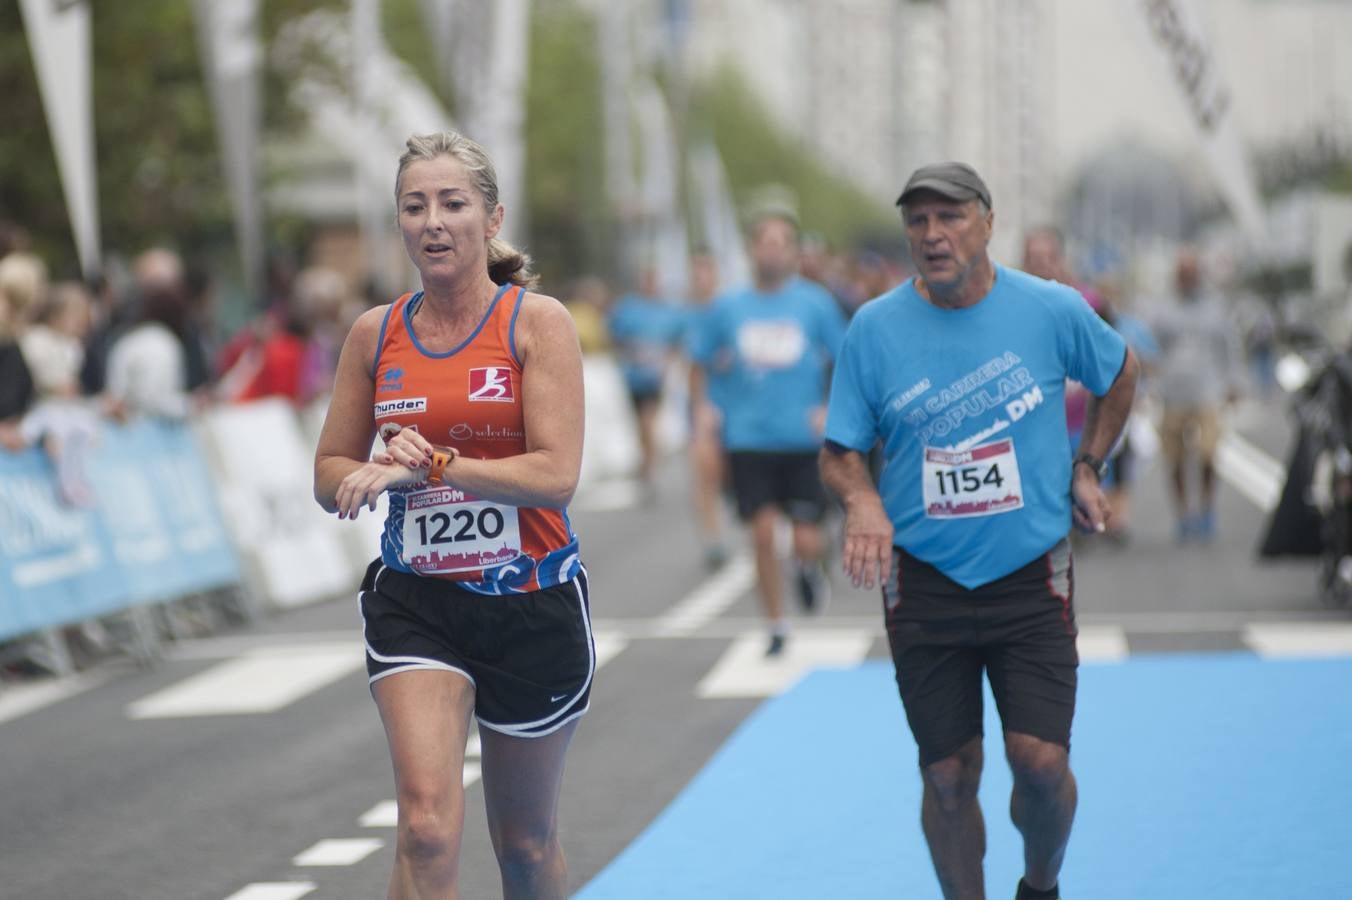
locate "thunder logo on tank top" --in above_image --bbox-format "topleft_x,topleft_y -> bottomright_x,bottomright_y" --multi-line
371,284 -> 580,595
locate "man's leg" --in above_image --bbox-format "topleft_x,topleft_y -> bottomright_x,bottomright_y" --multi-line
921,737 -> 988,900
883,549 -> 988,898
1005,732 -> 1076,892
1160,408 -> 1190,537
1196,408 -> 1223,539
984,539 -> 1079,898
750,504 -> 785,631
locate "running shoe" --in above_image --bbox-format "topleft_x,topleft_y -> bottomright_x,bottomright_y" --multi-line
765,632 -> 787,657
795,563 -> 831,614
1014,878 -> 1060,899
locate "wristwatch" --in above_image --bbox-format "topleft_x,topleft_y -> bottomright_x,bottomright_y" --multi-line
1072,451 -> 1106,480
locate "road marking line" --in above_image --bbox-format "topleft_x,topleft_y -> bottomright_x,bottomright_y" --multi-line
696,630 -> 873,698
571,479 -> 643,511
167,634 -> 357,660
223,883 -> 316,900
126,647 -> 363,719
293,838 -> 385,867
0,671 -> 115,725
655,553 -> 755,636
593,630 -> 628,667
1078,625 -> 1129,663
1244,622 -> 1352,658
359,801 -> 398,828
1216,432 -> 1284,512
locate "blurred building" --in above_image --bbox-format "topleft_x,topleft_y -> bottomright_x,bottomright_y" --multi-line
685,0 -> 1051,258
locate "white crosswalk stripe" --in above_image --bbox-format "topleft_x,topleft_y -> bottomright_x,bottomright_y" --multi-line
1244,622 -> 1352,658
696,630 -> 873,698
222,883 -> 316,900
292,838 -> 384,867
1078,625 -> 1130,663
127,644 -> 362,719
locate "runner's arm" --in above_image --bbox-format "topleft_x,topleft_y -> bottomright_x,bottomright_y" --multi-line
1073,347 -> 1140,531
820,441 -> 893,590
313,307 -> 419,516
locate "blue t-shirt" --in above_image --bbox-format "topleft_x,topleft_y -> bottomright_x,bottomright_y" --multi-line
683,302 -> 729,411
692,277 -> 846,452
825,266 -> 1128,588
607,294 -> 685,394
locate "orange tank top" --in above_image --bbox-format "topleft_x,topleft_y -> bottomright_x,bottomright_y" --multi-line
372,284 -> 580,594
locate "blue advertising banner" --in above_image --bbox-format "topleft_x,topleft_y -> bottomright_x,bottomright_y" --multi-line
0,420 -> 240,642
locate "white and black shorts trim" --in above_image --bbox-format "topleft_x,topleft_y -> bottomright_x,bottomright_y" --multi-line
358,558 -> 595,738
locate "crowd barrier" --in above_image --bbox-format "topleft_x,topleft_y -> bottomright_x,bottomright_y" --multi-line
0,355 -> 649,656
0,419 -> 240,644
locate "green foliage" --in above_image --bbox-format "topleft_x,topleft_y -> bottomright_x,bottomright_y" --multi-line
0,3 -> 69,270
692,67 -> 895,249
379,0 -> 455,115
1327,161 -> 1352,195
522,3 -> 608,288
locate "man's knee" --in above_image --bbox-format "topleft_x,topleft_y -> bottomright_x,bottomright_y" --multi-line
922,742 -> 983,812
1005,733 -> 1070,794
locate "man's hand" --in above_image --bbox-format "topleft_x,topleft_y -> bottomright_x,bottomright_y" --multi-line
842,492 -> 894,590
1071,465 -> 1111,533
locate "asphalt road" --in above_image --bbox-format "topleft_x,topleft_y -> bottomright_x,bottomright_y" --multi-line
0,400 -> 1343,900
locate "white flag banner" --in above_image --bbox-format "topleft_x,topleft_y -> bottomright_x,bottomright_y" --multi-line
1128,0 -> 1265,245
418,0 -> 456,89
19,0 -> 100,278
192,0 -> 263,297
689,142 -> 750,291
425,0 -> 530,243
482,0 -> 530,244
634,79 -> 690,299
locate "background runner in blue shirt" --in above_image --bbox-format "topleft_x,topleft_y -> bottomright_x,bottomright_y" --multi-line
820,162 -> 1138,900
607,266 -> 686,493
691,204 -> 847,656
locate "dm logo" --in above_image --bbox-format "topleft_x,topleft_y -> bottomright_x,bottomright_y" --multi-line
468,367 -> 514,403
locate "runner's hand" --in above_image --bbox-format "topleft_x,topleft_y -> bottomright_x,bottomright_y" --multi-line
374,429 -> 436,470
1071,468 -> 1111,533
842,494 -> 894,590
334,460 -> 423,520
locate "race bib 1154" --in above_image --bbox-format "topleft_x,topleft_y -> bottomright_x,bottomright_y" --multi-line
922,438 -> 1025,519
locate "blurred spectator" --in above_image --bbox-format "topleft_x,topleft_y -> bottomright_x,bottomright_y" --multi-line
105,265 -> 194,420
293,266 -> 353,402
1151,246 -> 1246,543
606,265 -> 685,493
19,281 -> 99,505
0,253 -> 42,442
216,309 -> 302,405
1244,301 -> 1279,399
562,274 -> 611,356
683,248 -> 730,569
1022,226 -> 1100,453
1092,275 -> 1160,544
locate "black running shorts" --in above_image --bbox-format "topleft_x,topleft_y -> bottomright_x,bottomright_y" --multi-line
883,539 -> 1078,767
358,559 -> 595,738
727,450 -> 827,522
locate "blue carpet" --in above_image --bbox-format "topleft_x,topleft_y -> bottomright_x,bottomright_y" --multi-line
575,655 -> 1352,899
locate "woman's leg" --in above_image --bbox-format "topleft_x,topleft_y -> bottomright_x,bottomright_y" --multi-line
479,720 -> 581,900
372,669 -> 477,900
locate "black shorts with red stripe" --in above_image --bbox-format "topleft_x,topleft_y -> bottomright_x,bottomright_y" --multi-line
358,558 -> 594,739
882,538 -> 1077,768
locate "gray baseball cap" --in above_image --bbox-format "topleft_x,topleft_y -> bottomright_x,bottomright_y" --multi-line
895,162 -> 992,209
